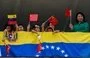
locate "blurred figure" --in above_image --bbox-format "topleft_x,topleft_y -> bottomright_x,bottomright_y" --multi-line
16,24 -> 24,31
45,26 -> 54,32
27,22 -> 40,32
32,25 -> 40,32
27,22 -> 40,36
41,22 -> 59,32
18,24 -> 24,31
3,25 -> 17,42
69,12 -> 89,32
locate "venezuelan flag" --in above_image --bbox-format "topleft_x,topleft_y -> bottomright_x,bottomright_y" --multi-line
0,31 -> 90,57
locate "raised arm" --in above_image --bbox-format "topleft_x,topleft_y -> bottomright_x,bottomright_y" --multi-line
27,22 -> 30,32
41,22 -> 45,32
2,29 -> 7,42
15,24 -> 19,31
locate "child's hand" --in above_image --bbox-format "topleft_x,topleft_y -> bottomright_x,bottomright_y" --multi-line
69,23 -> 73,30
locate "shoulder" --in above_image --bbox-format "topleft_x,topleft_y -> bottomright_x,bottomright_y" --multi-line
4,29 -> 8,34
83,22 -> 89,26
84,22 -> 89,24
4,29 -> 7,32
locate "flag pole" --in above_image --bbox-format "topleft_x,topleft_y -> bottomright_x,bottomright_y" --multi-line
44,16 -> 51,23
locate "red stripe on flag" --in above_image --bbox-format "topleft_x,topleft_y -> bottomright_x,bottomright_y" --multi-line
65,8 -> 71,17
37,42 -> 42,52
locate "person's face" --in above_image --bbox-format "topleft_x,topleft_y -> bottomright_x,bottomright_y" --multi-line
6,26 -> 11,31
47,28 -> 53,32
35,27 -> 40,32
49,23 -> 54,29
77,14 -> 84,22
18,25 -> 24,31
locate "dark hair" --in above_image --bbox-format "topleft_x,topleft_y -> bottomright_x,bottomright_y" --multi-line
76,12 -> 86,23
7,25 -> 16,32
18,24 -> 23,26
46,27 -> 54,32
32,25 -> 36,30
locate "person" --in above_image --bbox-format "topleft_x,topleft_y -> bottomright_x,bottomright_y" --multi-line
45,26 -> 54,32
69,12 -> 89,32
16,24 -> 24,31
3,25 -> 17,42
27,22 -> 40,36
27,22 -> 40,32
41,22 -> 59,32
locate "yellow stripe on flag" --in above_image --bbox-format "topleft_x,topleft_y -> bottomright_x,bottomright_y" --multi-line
8,14 -> 16,18
0,32 -> 90,45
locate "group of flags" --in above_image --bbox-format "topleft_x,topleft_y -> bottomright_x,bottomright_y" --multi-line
8,14 -> 59,26
7,8 -> 72,26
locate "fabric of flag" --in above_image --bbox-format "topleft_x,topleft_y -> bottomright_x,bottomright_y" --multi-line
8,20 -> 17,25
65,8 -> 71,17
0,32 -> 90,57
8,14 -> 17,25
48,16 -> 58,26
8,15 -> 16,18
29,14 -> 38,22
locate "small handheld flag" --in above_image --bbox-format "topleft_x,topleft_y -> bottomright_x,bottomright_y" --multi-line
65,8 -> 72,23
8,15 -> 16,18
29,14 -> 38,22
8,14 -> 17,25
65,8 -> 71,17
48,16 -> 58,26
63,8 -> 72,31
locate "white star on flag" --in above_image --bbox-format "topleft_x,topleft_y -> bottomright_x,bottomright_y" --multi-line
36,54 -> 39,57
56,47 -> 60,50
61,50 -> 65,54
41,47 -> 45,50
35,45 -> 69,57
46,45 -> 49,49
64,54 -> 68,57
51,46 -> 55,49
38,51 -> 41,53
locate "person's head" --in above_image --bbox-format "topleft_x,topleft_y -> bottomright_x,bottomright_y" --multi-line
32,25 -> 40,32
46,27 -> 54,32
76,12 -> 86,23
49,23 -> 55,29
6,25 -> 14,32
18,24 -> 24,31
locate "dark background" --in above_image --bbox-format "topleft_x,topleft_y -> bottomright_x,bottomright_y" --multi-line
0,0 -> 90,31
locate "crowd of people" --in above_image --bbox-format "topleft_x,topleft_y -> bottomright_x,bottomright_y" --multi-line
2,12 -> 89,42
